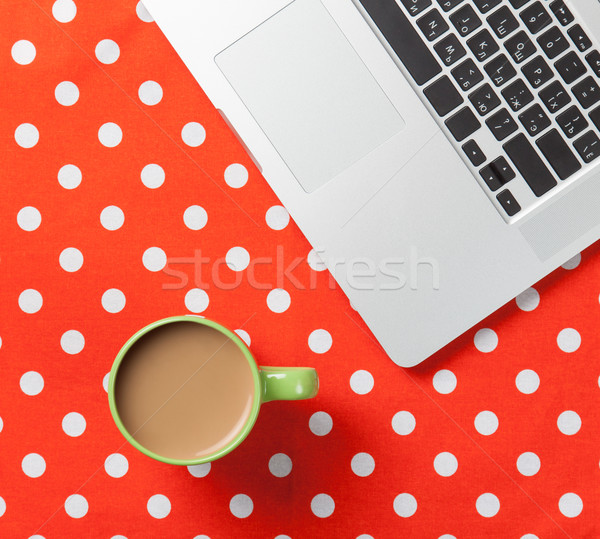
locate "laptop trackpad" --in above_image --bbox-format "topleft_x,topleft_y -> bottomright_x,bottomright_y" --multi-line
215,0 -> 404,193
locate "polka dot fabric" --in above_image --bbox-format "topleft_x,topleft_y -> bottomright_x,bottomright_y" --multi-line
2,1 -> 600,537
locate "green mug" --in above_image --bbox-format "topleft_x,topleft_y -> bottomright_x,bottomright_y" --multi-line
108,315 -> 319,465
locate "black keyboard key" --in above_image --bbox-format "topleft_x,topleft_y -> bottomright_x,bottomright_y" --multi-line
467,29 -> 500,62
480,163 -> 503,191
434,34 -> 467,66
520,2 -> 551,34
505,31 -> 536,64
555,52 -> 587,84
502,79 -> 534,111
486,108 -> 519,140
536,129 -> 581,179
508,0 -> 531,9
358,0 -> 442,85
417,9 -> 449,41
463,139 -> 487,166
436,0 -> 464,12
487,6 -> 519,39
485,54 -> 517,87
522,55 -> 554,88
504,134 -> 557,196
539,80 -> 571,113
445,106 -> 481,141
480,157 -> 515,190
557,106 -> 589,138
450,5 -> 481,37
400,0 -> 432,16
572,76 -> 600,109
451,59 -> 484,91
424,76 -> 463,116
469,83 -> 501,116
568,25 -> 592,53
537,26 -> 569,60
497,189 -> 521,216
549,0 -> 574,27
590,105 -> 600,130
574,131 -> 600,163
519,103 -> 551,136
586,51 -> 600,78
473,0 -> 500,14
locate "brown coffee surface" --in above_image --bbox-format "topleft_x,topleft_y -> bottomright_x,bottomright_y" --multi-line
114,322 -> 255,461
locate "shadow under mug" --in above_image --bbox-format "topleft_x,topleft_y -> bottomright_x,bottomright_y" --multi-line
107,315 -> 319,465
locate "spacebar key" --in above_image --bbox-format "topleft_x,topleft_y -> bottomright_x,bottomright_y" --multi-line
358,0 -> 442,85
503,134 -> 557,197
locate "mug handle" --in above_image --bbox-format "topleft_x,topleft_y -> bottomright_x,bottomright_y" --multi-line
259,366 -> 319,403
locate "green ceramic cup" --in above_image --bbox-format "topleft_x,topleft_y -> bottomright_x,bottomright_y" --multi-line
108,315 -> 319,465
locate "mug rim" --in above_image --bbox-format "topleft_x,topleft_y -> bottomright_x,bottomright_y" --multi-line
108,315 -> 262,465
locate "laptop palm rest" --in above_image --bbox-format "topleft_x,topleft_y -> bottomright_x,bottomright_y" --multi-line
215,0 -> 405,193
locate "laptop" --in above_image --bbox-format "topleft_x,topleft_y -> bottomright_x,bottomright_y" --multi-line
143,0 -> 600,367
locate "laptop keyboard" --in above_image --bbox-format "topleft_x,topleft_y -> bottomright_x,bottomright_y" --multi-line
357,0 -> 600,221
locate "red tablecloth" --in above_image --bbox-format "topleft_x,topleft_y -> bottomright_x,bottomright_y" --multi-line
2,1 -> 600,537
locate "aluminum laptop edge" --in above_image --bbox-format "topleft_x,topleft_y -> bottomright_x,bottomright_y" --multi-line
143,0 -> 600,367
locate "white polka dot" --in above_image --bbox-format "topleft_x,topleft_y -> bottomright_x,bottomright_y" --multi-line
476,493 -> 500,517
55,81 -> 79,106
17,207 -> 41,231
15,123 -> 39,148
308,329 -> 332,354
142,247 -> 167,272
392,411 -> 416,436
516,287 -> 540,311
393,493 -> 417,518
0,416 -> 3,432
557,328 -> 581,353
138,81 -> 163,106
64,494 -> 88,518
28,536 -> 46,539
104,453 -> 128,478
100,205 -> 125,230
20,371 -> 44,396
192,536 -> 210,539
275,536 -> 291,539
59,247 -> 83,272
474,328 -> 498,352
351,453 -> 375,477
60,330 -> 85,355
559,493 -> 583,518
265,205 -> 290,230
183,206 -> 208,230
515,369 -> 540,394
433,369 -> 457,394
98,122 -> 122,147
62,412 -> 86,437
110,536 -> 127,539
185,289 -> 210,313
356,536 -> 374,539
309,411 -> 332,436
95,39 -> 120,64
58,164 -> 82,189
225,247 -> 250,271
434,452 -> 458,477
0,497 -> 4,517
557,410 -> 581,435
474,411 -> 498,436
18,289 -> 43,313
520,535 -> 539,539
12,40 -> 36,65
234,329 -> 251,346
269,453 -> 292,477
311,494 -> 334,518
187,463 -> 211,478
224,163 -> 248,188
307,249 -> 327,272
140,164 -> 164,188
52,0 -> 76,22
266,288 -> 291,313
103,373 -> 110,393
181,122 -> 206,147
230,494 -> 253,518
22,453 -> 46,478
562,253 -> 581,270
516,452 -> 540,476
350,370 -> 374,395
101,289 -> 126,313
438,536 -> 457,539
147,494 -> 170,519
136,1 -> 154,22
